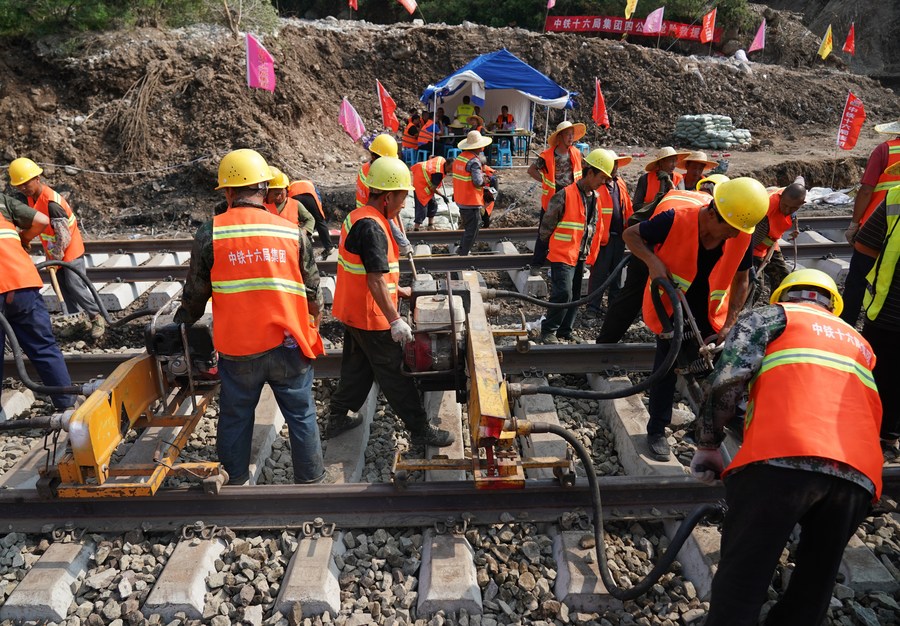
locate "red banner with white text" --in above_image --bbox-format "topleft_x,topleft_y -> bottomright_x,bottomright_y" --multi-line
544,15 -> 722,42
837,92 -> 865,150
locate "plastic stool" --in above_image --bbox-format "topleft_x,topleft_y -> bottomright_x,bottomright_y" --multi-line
575,142 -> 590,156
416,149 -> 430,163
514,136 -> 528,155
445,147 -> 461,160
402,148 -> 416,166
496,145 -> 513,168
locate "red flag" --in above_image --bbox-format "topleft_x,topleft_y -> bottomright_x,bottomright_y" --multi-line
700,8 -> 717,44
592,78 -> 609,129
397,0 -> 417,14
349,0 -> 358,9
837,91 -> 865,150
246,34 -> 275,92
376,80 -> 400,132
843,22 -> 855,55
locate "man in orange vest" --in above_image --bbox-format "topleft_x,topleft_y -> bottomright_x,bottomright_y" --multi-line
174,149 -> 326,485
0,192 -> 77,410
749,182 -> 806,290
288,179 -> 335,258
357,134 -> 413,256
327,157 -> 454,448
680,151 -> 718,192
624,177 -> 769,460
265,167 -> 315,235
8,158 -> 105,339
587,151 -> 633,312
453,130 -> 493,256
417,111 -> 437,152
401,115 -> 420,152
410,156 -> 451,231
527,121 -> 586,272
537,149 -> 613,344
631,147 -> 689,211
691,269 -> 882,626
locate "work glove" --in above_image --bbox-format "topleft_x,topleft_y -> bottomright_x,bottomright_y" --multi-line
690,448 -> 725,485
845,222 -> 860,244
389,318 -> 414,346
398,243 -> 413,256
18,234 -> 31,252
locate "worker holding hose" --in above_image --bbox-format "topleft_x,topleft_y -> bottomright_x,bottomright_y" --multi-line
623,177 -> 769,461
0,193 -> 76,410
692,269 -> 882,626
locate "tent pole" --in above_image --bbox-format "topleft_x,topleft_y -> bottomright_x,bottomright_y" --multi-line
544,106 -> 550,147
431,94 -> 438,158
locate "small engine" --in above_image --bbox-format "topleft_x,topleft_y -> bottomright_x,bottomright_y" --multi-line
145,314 -> 218,383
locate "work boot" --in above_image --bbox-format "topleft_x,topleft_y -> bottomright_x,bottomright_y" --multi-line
647,433 -> 671,461
326,411 -> 363,437
411,425 -> 455,448
90,315 -> 106,339
540,332 -> 559,345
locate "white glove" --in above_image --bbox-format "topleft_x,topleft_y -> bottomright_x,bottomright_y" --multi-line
690,448 -> 724,485
845,222 -> 860,244
398,243 -> 413,256
389,318 -> 414,346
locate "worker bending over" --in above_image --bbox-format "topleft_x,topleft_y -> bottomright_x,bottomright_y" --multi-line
175,149 -> 325,485
749,182 -> 806,292
410,156 -> 450,231
692,269 -> 882,626
288,179 -> 335,259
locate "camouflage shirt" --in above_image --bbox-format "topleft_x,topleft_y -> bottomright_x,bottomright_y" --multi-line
698,303 -> 875,496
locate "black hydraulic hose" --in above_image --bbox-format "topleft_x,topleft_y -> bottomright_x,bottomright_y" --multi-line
35,260 -> 157,326
530,421 -> 722,600
0,416 -> 53,431
512,279 -> 684,400
485,255 -> 631,309
0,311 -> 87,396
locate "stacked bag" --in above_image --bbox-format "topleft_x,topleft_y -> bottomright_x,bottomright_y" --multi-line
674,114 -> 752,150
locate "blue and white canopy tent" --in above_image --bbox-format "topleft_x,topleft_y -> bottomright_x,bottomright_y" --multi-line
419,49 -> 575,157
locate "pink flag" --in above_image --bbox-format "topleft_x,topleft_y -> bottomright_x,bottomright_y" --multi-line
644,7 -> 665,34
339,98 -> 366,142
246,34 -> 275,92
547,0 -> 556,8
397,0 -> 417,14
748,19 -> 766,53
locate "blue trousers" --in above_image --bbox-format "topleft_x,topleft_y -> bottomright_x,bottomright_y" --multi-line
0,288 -> 75,409
217,346 -> 324,483
541,261 -> 584,338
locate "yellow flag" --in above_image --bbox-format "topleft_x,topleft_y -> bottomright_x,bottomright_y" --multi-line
625,0 -> 638,19
818,24 -> 833,59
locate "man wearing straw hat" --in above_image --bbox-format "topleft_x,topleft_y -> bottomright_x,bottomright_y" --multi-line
681,151 -> 718,193
528,120 -> 586,272
453,129 -> 492,256
587,151 -> 633,311
631,146 -> 689,211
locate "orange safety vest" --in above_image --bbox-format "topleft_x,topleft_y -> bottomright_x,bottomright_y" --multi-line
496,113 -> 514,126
641,199 -> 750,335
641,171 -> 685,206
452,151 -> 484,207
401,122 -> 419,150
209,208 -> 323,359
264,197 -> 301,227
0,213 -> 43,293
862,138 -> 900,225
725,302 -> 883,499
753,189 -> 793,258
333,206 -> 400,331
539,146 -> 583,211
417,121 -> 436,147
28,185 -> 84,262
547,183 -> 602,267
597,178 -> 633,247
288,180 -> 325,219
355,162 -> 371,210
412,157 -> 446,206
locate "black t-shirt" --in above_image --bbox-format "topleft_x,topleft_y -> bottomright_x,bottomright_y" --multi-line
295,194 -> 321,220
344,217 -> 390,273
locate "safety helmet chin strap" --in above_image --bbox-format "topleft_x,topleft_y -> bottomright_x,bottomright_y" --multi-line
783,289 -> 834,311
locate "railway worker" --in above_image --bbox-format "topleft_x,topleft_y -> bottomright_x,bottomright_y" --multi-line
410,156 -> 451,231
623,177 -> 769,461
538,149 -> 613,344
492,105 -> 515,131
453,130 -> 492,256
587,151 -> 633,312
174,149 -> 326,485
0,192 -> 76,410
357,133 -> 413,256
453,96 -> 476,126
265,167 -> 316,235
691,268 -> 882,626
680,151 -> 717,193
326,157 -> 454,448
288,179 -> 335,259
749,182 -> 806,291
842,118 -> 900,325
416,111 -> 437,151
631,147 -> 689,211
8,158 -> 105,339
401,115 -> 420,152
528,121 -> 586,273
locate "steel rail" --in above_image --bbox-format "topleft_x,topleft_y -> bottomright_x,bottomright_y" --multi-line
7,343 -> 656,383
799,215 -> 851,230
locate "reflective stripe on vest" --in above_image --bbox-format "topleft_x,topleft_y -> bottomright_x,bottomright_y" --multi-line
452,151 -> 483,207
0,215 -> 43,293
412,157 -> 446,206
333,206 -> 400,331
547,184 -> 601,266
641,201 -> 750,334
597,178 -> 632,247
30,186 -> 85,262
642,171 -> 685,206
725,302 -> 883,499
210,208 -> 322,359
862,139 -> 900,225
401,123 -> 418,149
863,187 -> 900,321
539,146 -> 584,211
355,163 -> 371,209
418,121 -> 435,147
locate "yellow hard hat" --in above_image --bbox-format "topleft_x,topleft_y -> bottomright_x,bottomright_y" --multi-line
584,149 -> 615,178
770,268 -> 844,316
268,167 -> 290,189
369,134 -> 399,159
366,157 -> 413,192
215,149 -> 271,190
712,177 -> 769,234
8,158 -> 43,187
696,173 -> 729,192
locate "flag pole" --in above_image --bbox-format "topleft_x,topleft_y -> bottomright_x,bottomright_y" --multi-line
376,80 -> 385,132
543,2 -> 551,33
